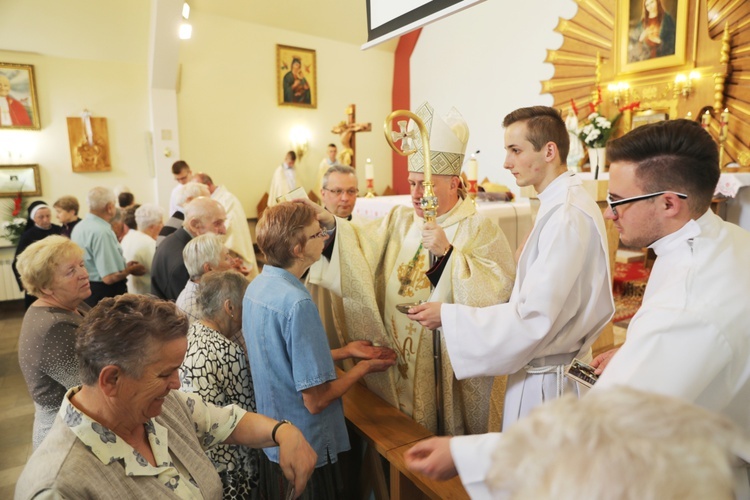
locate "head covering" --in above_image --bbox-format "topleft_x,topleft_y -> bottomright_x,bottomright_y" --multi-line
407,102 -> 469,176
25,200 -> 49,231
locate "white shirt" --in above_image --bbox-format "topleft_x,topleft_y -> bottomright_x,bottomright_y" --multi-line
169,183 -> 183,217
595,211 -> 750,432
446,173 -> 614,499
442,173 -> 613,378
120,229 -> 156,295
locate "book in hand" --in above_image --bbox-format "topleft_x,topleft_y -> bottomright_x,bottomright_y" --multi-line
276,186 -> 309,203
565,358 -> 599,388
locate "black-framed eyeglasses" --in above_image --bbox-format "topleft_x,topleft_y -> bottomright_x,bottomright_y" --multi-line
606,191 -> 688,217
323,188 -> 359,197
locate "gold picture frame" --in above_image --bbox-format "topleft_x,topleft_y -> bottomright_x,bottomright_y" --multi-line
0,62 -> 41,130
617,0 -> 689,74
0,164 -> 42,197
276,44 -> 317,109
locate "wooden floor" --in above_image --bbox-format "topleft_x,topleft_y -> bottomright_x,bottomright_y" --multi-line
0,300 -> 34,499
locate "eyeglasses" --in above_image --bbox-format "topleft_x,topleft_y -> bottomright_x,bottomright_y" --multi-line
607,191 -> 688,217
323,188 -> 359,197
308,228 -> 329,239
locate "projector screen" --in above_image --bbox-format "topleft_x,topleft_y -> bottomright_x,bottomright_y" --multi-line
363,0 -> 485,49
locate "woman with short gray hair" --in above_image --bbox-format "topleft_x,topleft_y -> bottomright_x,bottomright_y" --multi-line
180,270 -> 258,499
176,233 -> 234,324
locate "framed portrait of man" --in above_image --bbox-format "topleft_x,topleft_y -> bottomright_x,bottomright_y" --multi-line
617,0 -> 688,73
276,45 -> 317,109
0,62 -> 41,130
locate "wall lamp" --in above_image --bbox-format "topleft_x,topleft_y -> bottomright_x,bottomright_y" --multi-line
607,82 -> 630,106
674,71 -> 700,98
289,126 -> 311,160
179,2 -> 192,40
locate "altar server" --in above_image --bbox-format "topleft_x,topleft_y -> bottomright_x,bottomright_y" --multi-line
405,106 -> 614,498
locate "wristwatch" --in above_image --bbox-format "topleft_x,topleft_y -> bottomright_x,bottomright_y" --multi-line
272,419 -> 292,444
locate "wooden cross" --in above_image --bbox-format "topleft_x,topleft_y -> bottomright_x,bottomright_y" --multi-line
331,104 -> 371,168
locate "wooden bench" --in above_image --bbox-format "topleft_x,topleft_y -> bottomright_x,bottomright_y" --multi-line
339,369 -> 469,500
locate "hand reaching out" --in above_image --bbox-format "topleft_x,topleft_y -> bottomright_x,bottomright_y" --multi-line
406,302 -> 443,330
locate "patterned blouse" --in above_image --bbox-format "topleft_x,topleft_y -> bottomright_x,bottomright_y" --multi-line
18,305 -> 86,449
180,322 -> 258,498
58,386 -> 245,499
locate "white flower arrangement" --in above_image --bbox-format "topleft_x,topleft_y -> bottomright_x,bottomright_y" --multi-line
578,112 -> 620,148
1,218 -> 27,245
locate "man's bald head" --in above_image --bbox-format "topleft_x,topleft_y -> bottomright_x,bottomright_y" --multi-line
183,197 -> 226,236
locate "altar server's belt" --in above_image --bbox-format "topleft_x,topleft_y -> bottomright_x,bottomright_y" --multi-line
523,352 -> 577,399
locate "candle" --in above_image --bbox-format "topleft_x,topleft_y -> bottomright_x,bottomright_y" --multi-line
466,156 -> 478,182
365,158 -> 374,180
721,108 -> 729,126
701,110 -> 710,129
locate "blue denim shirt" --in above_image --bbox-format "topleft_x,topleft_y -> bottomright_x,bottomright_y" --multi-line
243,265 -> 349,467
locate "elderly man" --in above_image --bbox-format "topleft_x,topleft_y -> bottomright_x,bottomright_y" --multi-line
151,197 -> 226,301
193,172 -> 258,279
307,102 -> 516,435
71,187 -> 146,306
169,160 -> 192,215
158,181 -> 210,245
176,233 -> 235,324
121,203 -> 164,295
320,165 -> 359,220
0,74 -> 32,126
268,151 -> 303,207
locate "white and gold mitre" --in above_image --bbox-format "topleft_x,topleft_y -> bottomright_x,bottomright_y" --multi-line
407,102 -> 469,176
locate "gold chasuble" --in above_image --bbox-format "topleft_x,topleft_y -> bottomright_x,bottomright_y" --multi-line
309,197 -> 515,434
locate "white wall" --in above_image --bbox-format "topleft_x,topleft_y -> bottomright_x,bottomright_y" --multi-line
177,12 -> 395,217
0,50 -> 152,223
411,0 -> 578,195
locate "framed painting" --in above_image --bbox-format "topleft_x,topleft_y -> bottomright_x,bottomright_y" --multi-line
0,164 -> 41,197
0,63 -> 41,130
617,0 -> 688,74
277,44 -> 317,109
631,109 -> 669,130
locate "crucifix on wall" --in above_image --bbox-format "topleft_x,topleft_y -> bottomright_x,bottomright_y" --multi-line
331,104 -> 371,168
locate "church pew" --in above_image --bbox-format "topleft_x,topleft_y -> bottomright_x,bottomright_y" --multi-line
339,368 -> 470,500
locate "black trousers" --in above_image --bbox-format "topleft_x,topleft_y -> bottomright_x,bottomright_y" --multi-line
85,280 -> 127,307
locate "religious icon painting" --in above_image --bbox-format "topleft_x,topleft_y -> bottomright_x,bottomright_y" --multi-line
617,0 -> 689,74
277,44 -> 317,109
0,62 -> 41,130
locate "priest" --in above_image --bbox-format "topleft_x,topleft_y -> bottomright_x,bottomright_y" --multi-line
267,150 -> 303,207
306,102 -> 516,435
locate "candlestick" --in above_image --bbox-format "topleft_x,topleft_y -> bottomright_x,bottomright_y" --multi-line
364,158 -> 375,197
466,154 -> 478,198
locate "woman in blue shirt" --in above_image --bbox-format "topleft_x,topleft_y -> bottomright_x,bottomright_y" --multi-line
243,202 -> 396,499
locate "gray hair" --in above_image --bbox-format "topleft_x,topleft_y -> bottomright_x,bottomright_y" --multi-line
109,207 -> 122,224
177,181 -> 210,207
322,165 -> 356,189
183,233 -> 226,279
198,270 -> 248,321
487,387 -> 745,499
135,203 -> 164,231
87,187 -> 116,212
76,294 -> 188,385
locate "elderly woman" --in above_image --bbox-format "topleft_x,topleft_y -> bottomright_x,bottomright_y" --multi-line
15,294 -> 316,499
15,236 -> 89,448
244,202 -> 397,499
176,233 -> 235,324
12,200 -> 62,308
181,270 -> 258,499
